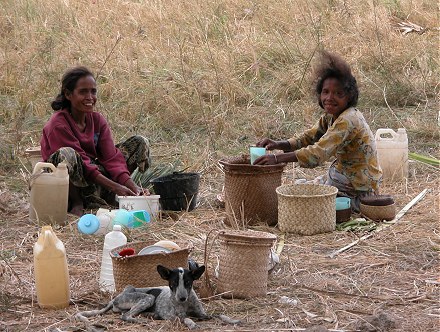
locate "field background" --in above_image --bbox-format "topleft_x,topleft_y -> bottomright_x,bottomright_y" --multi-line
0,0 -> 439,331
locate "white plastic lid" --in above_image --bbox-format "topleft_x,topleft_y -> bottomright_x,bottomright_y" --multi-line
113,224 -> 122,231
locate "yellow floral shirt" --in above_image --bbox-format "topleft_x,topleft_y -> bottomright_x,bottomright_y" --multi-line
288,107 -> 382,192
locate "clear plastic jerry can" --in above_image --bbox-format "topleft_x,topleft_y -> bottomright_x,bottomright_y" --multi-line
375,128 -> 409,181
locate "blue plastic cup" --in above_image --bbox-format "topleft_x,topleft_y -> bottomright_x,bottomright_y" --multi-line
129,210 -> 151,228
250,146 -> 267,165
336,197 -> 351,210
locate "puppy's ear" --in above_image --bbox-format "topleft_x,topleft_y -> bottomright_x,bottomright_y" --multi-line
191,265 -> 206,280
157,265 -> 171,280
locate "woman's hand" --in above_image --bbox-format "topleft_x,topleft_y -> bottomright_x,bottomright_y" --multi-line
112,183 -> 138,196
94,174 -> 140,196
254,151 -> 298,165
256,139 -> 292,152
123,178 -> 150,196
253,154 -> 278,165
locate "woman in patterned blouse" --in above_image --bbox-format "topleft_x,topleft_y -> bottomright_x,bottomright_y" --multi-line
254,51 -> 382,211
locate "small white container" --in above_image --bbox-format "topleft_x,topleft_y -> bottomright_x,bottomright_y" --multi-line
26,146 -> 42,170
116,195 -> 160,219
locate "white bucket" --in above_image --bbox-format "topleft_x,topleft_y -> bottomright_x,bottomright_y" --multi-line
26,147 -> 42,170
375,128 -> 408,181
116,195 -> 161,219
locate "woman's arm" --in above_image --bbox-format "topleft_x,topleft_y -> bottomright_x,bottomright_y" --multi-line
93,174 -> 138,196
94,114 -> 132,185
256,139 -> 293,152
288,115 -> 331,150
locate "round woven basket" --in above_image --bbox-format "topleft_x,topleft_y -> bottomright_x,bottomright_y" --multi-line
219,156 -> 286,227
360,203 -> 396,221
276,184 -> 338,235
216,229 -> 276,299
111,240 -> 191,292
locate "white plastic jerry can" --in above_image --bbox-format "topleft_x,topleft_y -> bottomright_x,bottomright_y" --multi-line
29,162 -> 69,225
375,128 -> 408,181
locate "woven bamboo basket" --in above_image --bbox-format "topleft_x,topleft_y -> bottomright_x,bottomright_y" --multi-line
276,184 -> 338,235
216,229 -> 276,299
219,156 -> 286,227
111,240 -> 191,292
360,203 -> 396,221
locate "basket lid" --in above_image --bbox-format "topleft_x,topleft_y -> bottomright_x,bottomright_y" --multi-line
218,229 -> 276,245
276,183 -> 338,197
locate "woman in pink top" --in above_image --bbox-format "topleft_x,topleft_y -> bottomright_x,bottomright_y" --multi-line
41,66 -> 150,216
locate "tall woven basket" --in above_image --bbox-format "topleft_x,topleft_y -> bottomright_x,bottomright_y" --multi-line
276,184 -> 338,235
219,156 -> 285,227
216,229 -> 276,299
111,240 -> 191,292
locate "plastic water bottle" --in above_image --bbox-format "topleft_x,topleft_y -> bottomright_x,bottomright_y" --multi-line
99,225 -> 127,292
33,225 -> 70,308
112,209 -> 133,227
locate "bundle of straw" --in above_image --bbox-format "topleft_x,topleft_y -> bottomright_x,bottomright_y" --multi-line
131,161 -> 180,191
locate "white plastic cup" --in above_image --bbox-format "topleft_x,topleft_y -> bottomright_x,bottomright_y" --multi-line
250,146 -> 267,165
99,225 -> 127,292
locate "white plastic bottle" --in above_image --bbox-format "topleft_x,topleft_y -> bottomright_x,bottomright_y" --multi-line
99,225 -> 127,292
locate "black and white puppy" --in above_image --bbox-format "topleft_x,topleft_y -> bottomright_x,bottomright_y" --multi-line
76,264 -> 240,331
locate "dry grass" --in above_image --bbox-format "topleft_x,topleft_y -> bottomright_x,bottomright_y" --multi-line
1,162 -> 439,331
0,0 -> 438,158
0,0 -> 439,331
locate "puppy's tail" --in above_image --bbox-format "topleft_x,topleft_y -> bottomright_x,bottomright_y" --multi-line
75,301 -> 114,332
214,314 -> 241,325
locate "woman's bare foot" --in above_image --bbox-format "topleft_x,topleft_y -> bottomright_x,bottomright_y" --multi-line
69,183 -> 84,216
70,204 -> 84,217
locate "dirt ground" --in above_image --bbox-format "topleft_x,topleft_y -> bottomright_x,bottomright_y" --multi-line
0,162 -> 439,332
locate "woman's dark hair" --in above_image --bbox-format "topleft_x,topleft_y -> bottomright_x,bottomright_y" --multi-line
51,66 -> 95,111
313,50 -> 359,109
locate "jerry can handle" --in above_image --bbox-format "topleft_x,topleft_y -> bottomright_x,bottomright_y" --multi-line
375,128 -> 397,141
32,162 -> 57,175
41,227 -> 56,248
